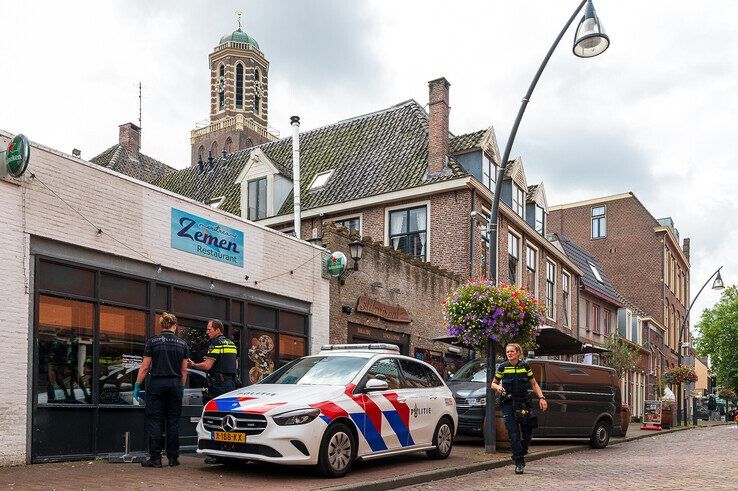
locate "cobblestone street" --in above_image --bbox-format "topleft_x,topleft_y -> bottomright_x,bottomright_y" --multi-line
402,425 -> 738,490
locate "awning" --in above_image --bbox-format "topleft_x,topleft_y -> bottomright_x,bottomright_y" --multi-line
433,327 -> 609,356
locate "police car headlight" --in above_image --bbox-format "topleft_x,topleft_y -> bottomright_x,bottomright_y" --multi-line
466,397 -> 486,406
273,408 -> 321,426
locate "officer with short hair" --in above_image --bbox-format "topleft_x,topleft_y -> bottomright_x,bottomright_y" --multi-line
189,319 -> 239,402
490,343 -> 548,475
134,312 -> 189,468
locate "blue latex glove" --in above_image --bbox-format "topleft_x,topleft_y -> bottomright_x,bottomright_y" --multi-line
178,385 -> 184,400
133,383 -> 140,401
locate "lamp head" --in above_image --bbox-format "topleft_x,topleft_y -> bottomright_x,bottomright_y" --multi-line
573,0 -> 610,58
712,270 -> 725,290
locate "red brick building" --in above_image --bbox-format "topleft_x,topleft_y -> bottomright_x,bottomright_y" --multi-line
548,192 -> 691,371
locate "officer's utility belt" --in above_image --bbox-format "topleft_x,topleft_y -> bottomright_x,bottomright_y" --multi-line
209,372 -> 236,383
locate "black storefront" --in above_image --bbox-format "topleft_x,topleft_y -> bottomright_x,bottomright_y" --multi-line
31,250 -> 310,462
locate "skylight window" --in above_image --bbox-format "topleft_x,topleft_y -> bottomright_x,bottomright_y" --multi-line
588,261 -> 604,283
309,170 -> 334,190
206,196 -> 225,209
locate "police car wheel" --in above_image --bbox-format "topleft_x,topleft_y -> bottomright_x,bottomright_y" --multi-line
318,422 -> 355,478
426,417 -> 454,460
589,419 -> 611,449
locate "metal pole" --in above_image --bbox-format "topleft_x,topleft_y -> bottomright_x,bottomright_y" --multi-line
484,0 -> 589,454
676,266 -> 723,425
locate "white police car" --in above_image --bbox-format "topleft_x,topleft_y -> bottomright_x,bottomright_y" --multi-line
196,344 -> 457,477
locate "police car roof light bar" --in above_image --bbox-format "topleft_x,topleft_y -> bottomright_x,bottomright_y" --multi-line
320,343 -> 400,352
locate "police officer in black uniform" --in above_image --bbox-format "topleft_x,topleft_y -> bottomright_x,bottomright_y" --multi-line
189,319 -> 238,402
491,343 -> 548,475
134,312 -> 189,468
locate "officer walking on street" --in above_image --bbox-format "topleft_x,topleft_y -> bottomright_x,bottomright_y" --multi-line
134,312 -> 189,468
490,343 -> 548,475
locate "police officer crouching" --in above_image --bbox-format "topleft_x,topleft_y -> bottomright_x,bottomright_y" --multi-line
490,343 -> 548,475
134,312 -> 190,468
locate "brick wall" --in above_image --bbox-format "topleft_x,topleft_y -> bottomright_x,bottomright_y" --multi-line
0,130 -> 330,464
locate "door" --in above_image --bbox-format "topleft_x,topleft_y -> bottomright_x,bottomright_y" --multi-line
397,359 -> 435,446
360,358 -> 404,452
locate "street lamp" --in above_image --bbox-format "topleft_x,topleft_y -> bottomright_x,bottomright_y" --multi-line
484,0 -> 609,454
676,266 -> 725,425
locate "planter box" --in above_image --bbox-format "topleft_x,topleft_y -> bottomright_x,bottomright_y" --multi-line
620,405 -> 631,435
483,410 -> 511,450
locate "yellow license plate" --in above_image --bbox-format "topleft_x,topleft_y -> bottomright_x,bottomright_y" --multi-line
213,431 -> 246,443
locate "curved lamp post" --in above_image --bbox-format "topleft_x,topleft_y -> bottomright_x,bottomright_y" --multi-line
484,0 -> 610,454
676,267 -> 724,426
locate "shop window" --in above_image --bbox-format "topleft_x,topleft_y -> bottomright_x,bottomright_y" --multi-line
279,311 -> 306,335
247,330 -> 276,384
279,334 -> 305,365
178,318 -> 210,364
154,284 -> 169,311
399,359 -> 431,388
99,306 -> 147,405
100,273 -> 148,307
172,288 -> 227,320
38,261 -> 95,298
36,295 -> 94,404
364,358 -> 401,390
247,304 -> 277,330
231,300 -> 243,325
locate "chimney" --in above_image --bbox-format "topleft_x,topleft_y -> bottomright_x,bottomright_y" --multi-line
427,77 -> 450,176
682,237 -> 690,261
119,122 -> 141,159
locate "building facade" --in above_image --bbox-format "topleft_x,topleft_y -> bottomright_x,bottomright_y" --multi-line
0,130 -> 329,464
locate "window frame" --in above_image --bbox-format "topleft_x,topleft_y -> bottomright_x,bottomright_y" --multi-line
206,196 -> 225,209
588,261 -> 604,283
534,205 -> 545,235
512,184 -> 525,218
525,244 -> 538,297
385,202 -> 430,261
308,170 -> 334,191
482,153 -> 497,191
593,304 -> 601,334
217,64 -> 225,112
604,308 -> 612,336
235,62 -> 244,109
507,230 -> 521,286
562,271 -> 571,326
591,205 -> 607,239
247,177 -> 268,221
545,260 -> 556,320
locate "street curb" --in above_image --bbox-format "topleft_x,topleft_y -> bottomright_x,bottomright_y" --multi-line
322,424 -> 729,491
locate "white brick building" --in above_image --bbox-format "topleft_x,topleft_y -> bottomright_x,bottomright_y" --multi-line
0,130 -> 330,464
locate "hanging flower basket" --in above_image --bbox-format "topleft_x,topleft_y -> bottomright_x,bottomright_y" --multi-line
662,366 -> 698,385
443,279 -> 544,354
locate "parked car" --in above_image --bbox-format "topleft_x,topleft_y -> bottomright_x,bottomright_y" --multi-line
447,356 -> 622,448
196,343 -> 458,477
695,404 -> 710,421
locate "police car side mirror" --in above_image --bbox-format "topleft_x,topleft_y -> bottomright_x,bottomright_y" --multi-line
365,379 -> 389,392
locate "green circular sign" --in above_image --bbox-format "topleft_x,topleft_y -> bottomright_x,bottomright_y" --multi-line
327,251 -> 348,277
6,134 -> 30,177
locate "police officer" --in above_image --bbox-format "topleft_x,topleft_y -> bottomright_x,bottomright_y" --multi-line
134,312 -> 189,468
189,319 -> 238,402
490,343 -> 547,475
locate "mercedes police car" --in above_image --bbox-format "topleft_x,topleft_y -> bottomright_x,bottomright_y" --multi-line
196,344 -> 458,477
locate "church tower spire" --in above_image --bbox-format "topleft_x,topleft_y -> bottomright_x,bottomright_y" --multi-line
190,12 -> 277,167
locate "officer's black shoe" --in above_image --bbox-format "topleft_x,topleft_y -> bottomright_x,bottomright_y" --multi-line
168,458 -> 180,467
141,458 -> 163,468
515,463 -> 524,474
203,456 -> 220,465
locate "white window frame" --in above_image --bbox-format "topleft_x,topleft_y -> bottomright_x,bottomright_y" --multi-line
507,228 -> 522,286
206,196 -> 225,209
546,259 -> 557,321
482,153 -> 497,191
525,243 -> 538,297
562,270 -> 571,326
588,260 -> 604,283
591,205 -> 606,239
535,205 -> 545,235
326,212 -> 363,235
308,169 -> 335,191
384,200 -> 431,261
512,184 -> 525,218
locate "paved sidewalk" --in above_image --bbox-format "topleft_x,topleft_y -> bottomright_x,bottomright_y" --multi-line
0,422 -> 727,490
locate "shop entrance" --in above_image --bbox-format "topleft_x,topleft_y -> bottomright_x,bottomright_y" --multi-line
348,323 -> 409,355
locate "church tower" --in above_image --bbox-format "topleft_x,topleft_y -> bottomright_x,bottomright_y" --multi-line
190,13 -> 277,166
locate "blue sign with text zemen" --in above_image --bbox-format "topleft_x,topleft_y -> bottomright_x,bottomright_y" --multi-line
171,208 -> 244,267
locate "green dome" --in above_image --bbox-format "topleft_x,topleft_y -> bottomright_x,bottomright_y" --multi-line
219,28 -> 259,49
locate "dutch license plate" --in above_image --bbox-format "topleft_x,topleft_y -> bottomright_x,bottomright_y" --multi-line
213,431 -> 245,443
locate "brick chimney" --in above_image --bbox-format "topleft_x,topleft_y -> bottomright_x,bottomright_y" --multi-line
119,122 -> 141,159
682,237 -> 690,261
427,77 -> 450,176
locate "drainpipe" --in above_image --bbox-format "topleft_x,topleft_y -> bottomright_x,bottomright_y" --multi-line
576,277 -> 581,341
469,189 -> 476,277
291,116 -> 301,239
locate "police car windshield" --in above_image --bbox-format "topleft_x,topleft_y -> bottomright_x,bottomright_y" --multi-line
451,359 -> 487,382
261,356 -> 369,385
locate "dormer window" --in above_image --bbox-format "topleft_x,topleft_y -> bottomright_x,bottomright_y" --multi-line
512,184 -> 525,218
206,196 -> 225,209
482,153 -> 496,190
247,177 -> 267,220
535,205 -> 545,235
588,261 -> 604,283
309,170 -> 334,191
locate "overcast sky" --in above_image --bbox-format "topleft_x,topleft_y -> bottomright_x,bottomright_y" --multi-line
3,0 -> 737,329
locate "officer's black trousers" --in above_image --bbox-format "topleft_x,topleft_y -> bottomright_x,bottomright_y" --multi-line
203,378 -> 237,404
145,377 -> 183,461
502,400 -> 533,464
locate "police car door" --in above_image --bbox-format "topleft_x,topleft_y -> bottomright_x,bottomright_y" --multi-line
397,358 -> 436,446
360,358 -> 405,452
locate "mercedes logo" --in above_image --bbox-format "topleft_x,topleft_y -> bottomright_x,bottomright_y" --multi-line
222,414 -> 237,432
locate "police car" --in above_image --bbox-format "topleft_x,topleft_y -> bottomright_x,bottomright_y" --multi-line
196,344 -> 457,477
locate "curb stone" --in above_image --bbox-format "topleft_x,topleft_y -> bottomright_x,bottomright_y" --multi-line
321,423 -> 730,491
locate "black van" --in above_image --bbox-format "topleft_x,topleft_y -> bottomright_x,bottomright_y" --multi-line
448,357 -> 623,448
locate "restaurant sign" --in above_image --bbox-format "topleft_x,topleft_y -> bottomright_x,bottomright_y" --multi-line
2,134 -> 31,178
171,208 -> 244,267
356,295 -> 412,323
